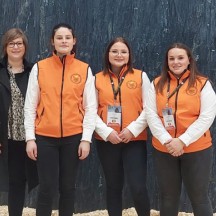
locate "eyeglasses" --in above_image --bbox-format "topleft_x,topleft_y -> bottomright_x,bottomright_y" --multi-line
109,50 -> 129,56
8,42 -> 24,48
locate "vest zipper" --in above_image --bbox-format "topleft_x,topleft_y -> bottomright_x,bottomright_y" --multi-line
174,79 -> 179,138
118,76 -> 123,131
60,56 -> 66,137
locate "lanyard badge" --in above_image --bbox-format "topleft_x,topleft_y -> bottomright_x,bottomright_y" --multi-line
107,105 -> 122,129
163,76 -> 189,131
162,107 -> 175,130
106,71 -> 128,130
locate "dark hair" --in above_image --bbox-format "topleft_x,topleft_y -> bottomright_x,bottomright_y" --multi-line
1,28 -> 28,57
51,23 -> 76,53
156,42 -> 203,94
103,37 -> 133,74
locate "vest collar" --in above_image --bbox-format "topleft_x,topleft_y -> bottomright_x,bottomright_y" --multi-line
109,65 -> 128,77
52,52 -> 75,65
168,69 -> 190,82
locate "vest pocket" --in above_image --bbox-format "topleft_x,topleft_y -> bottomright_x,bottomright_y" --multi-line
99,110 -> 103,119
36,106 -> 44,126
78,104 -> 84,118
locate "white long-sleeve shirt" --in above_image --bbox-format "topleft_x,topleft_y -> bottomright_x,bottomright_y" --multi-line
95,72 -> 150,141
146,80 -> 216,146
24,63 -> 97,142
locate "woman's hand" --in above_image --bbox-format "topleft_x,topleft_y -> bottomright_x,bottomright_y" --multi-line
165,138 -> 185,157
0,143 -> 2,154
26,140 -> 37,161
107,130 -> 122,144
119,128 -> 134,143
78,141 -> 90,160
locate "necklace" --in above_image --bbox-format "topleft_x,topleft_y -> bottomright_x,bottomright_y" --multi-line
7,64 -> 24,74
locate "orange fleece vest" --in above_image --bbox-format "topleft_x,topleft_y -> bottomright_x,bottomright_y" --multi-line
35,53 -> 88,137
153,70 -> 212,153
95,68 -> 147,141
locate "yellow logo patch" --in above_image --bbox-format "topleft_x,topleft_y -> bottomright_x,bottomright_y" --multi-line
126,80 -> 137,89
71,74 -> 81,84
186,87 -> 197,95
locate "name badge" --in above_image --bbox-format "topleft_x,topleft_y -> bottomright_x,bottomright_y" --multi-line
162,107 -> 175,130
107,105 -> 122,129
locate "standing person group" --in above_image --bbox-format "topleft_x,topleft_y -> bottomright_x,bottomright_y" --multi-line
146,42 -> 216,216
0,25 -> 216,216
0,28 -> 38,216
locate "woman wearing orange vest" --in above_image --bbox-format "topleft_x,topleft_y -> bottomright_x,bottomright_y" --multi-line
24,23 -> 97,216
146,43 -> 216,216
95,37 -> 150,216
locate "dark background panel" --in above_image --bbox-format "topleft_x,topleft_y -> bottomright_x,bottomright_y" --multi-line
0,0 -> 216,213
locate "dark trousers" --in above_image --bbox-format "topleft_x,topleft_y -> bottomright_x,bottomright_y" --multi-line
8,139 -> 28,216
154,147 -> 213,216
96,139 -> 150,216
36,134 -> 81,216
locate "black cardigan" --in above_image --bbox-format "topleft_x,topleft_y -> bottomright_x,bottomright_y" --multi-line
0,57 -> 38,192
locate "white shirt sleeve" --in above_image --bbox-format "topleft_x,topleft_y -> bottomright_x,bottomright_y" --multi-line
24,63 -> 40,141
178,80 -> 216,146
146,82 -> 172,145
95,115 -> 114,141
126,72 -> 150,137
94,82 -> 114,141
81,67 -> 97,142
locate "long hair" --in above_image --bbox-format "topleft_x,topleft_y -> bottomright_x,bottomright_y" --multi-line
1,28 -> 28,58
155,43 -> 204,94
51,23 -> 76,53
103,37 -> 133,74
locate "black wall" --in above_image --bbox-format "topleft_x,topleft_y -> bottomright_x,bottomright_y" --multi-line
0,0 -> 216,213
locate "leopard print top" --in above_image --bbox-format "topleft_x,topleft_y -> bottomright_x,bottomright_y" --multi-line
7,66 -> 25,141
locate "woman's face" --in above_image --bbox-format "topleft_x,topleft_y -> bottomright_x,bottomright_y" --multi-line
52,27 -> 76,57
168,48 -> 190,76
6,37 -> 25,61
109,42 -> 129,71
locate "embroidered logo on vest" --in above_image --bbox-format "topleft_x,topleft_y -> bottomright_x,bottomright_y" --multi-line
71,74 -> 81,84
186,87 -> 197,95
126,80 -> 137,89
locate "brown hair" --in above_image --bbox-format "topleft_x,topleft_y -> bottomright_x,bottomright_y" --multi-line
155,42 -> 204,94
1,28 -> 28,57
103,37 -> 133,74
51,23 -> 76,53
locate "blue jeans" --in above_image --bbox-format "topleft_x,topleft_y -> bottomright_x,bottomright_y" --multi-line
96,139 -> 150,216
35,134 -> 81,216
154,147 -> 213,216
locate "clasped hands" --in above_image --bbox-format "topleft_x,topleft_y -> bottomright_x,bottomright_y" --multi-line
107,128 -> 134,144
164,138 -> 185,157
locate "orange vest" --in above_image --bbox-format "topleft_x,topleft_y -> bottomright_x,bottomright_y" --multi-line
95,68 -> 147,141
153,70 -> 212,153
35,53 -> 88,137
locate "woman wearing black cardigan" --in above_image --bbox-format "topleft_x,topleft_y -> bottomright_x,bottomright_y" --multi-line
0,28 -> 38,216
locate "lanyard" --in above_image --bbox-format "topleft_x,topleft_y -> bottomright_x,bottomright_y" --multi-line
166,76 -> 189,107
109,71 -> 128,100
